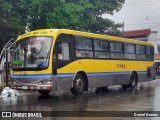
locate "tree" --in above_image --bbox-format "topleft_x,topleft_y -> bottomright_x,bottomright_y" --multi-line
0,0 -> 125,50
26,0 -> 125,36
0,0 -> 27,51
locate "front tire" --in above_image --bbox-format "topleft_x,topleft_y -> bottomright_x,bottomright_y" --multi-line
38,90 -> 51,95
70,74 -> 85,95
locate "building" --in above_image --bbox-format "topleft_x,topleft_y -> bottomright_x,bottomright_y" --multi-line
122,29 -> 160,60
148,31 -> 159,53
123,29 -> 151,42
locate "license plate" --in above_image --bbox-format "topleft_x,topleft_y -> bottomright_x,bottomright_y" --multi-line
22,86 -> 28,89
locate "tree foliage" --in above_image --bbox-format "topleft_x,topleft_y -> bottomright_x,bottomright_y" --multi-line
26,0 -> 125,35
0,0 -> 26,50
0,0 -> 125,50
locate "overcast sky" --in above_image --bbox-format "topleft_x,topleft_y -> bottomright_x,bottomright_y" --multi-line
103,0 -> 160,37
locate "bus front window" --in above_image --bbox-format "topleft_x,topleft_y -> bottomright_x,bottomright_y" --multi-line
12,36 -> 53,70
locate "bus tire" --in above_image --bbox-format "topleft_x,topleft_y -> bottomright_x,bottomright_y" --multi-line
70,74 -> 85,95
122,72 -> 138,89
129,72 -> 138,88
38,90 -> 51,95
152,69 -> 156,80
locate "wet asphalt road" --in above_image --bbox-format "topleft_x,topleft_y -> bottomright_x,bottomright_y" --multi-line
0,79 -> 160,120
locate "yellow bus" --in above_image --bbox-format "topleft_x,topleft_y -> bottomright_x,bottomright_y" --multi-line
11,29 -> 155,95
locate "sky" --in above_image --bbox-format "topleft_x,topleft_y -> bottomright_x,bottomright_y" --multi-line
103,0 -> 160,38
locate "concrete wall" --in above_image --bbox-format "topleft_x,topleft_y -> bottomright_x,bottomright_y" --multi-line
148,31 -> 160,53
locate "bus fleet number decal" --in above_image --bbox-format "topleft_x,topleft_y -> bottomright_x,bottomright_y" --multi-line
117,64 -> 126,68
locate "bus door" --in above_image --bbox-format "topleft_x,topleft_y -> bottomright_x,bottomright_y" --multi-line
53,34 -> 75,74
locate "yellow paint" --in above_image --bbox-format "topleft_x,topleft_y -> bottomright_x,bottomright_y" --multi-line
17,29 -> 153,46
57,59 -> 153,73
12,29 -> 154,75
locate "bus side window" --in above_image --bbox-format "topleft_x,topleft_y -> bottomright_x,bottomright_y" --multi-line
58,42 -> 70,60
53,43 -> 58,61
57,42 -> 63,60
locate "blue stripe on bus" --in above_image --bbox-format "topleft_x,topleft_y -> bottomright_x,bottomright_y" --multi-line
137,72 -> 147,74
87,72 -> 130,76
55,71 -> 147,77
87,71 -> 146,76
11,71 -> 147,78
11,74 -> 53,78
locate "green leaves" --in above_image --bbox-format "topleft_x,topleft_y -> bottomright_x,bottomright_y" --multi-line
0,0 -> 125,51
46,1 -> 94,29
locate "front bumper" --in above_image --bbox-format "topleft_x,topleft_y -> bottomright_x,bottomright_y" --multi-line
11,84 -> 57,91
11,74 -> 59,91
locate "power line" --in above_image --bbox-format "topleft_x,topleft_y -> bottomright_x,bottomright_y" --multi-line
108,0 -> 160,35
126,22 -> 160,26
112,14 -> 160,21
106,0 -> 160,32
125,24 -> 160,27
125,25 -> 160,29
114,19 -> 160,28
125,0 -> 160,6
126,0 -> 160,4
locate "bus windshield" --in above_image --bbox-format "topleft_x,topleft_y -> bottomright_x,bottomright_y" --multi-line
12,36 -> 53,70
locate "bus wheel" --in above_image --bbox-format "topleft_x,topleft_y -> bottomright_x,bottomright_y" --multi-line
122,73 -> 138,89
70,74 -> 85,95
129,73 -> 138,88
38,90 -> 51,95
152,69 -> 156,80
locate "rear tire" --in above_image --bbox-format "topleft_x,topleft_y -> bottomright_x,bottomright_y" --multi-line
152,69 -> 156,80
38,90 -> 51,95
122,72 -> 138,89
70,74 -> 85,95
130,73 -> 138,88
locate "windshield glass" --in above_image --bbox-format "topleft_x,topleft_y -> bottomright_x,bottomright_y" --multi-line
12,36 -> 53,70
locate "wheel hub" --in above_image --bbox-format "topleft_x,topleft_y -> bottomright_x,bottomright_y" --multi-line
75,78 -> 83,91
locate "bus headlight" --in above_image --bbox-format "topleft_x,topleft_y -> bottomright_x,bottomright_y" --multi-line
38,80 -> 53,85
46,80 -> 53,85
13,81 -> 17,85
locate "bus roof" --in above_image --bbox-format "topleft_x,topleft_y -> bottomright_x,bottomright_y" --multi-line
17,29 -> 153,46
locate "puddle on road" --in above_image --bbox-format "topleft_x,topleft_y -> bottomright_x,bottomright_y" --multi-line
0,80 -> 160,120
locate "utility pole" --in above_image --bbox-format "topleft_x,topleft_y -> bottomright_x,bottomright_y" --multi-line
122,21 -> 125,37
5,49 -> 9,87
